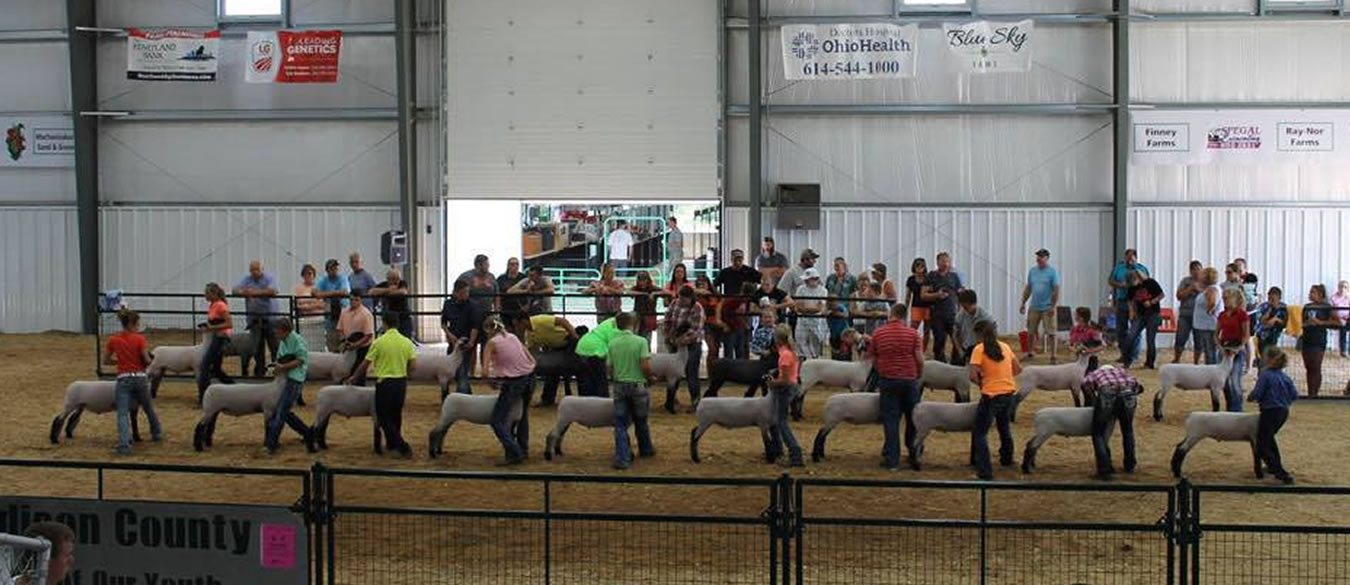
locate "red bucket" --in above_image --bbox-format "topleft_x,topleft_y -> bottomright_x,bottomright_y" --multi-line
1018,330 -> 1031,353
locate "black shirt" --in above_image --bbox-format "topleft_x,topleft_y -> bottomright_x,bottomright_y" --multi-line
497,272 -> 528,315
440,298 -> 486,339
924,271 -> 963,316
1129,278 -> 1165,317
1302,303 -> 1332,349
715,264 -> 762,297
374,280 -> 410,313
754,287 -> 790,321
906,275 -> 930,308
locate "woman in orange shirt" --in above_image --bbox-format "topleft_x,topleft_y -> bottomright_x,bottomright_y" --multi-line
766,324 -> 805,467
196,282 -> 236,403
967,323 -> 1022,480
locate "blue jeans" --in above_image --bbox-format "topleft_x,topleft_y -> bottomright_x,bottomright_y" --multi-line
1114,302 -> 1141,363
1225,349 -> 1247,412
115,376 -> 161,449
683,343 -> 703,401
454,344 -> 473,394
972,394 -> 1015,478
877,377 -> 920,468
1174,314 -> 1196,352
265,379 -> 311,449
722,328 -> 748,360
1124,312 -> 1161,368
1195,329 -> 1218,364
612,382 -> 654,465
767,385 -> 803,461
491,375 -> 532,460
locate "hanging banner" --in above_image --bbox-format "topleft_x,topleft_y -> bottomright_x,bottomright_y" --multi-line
0,497 -> 308,585
245,30 -> 342,84
3,116 -> 74,168
126,28 -> 220,81
943,19 -> 1035,74
781,23 -> 918,81
1131,109 -> 1349,165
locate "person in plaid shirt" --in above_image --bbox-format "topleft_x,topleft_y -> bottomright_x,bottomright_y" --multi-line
1081,364 -> 1142,480
663,286 -> 705,413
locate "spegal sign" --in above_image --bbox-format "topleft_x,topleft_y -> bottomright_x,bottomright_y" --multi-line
782,23 -> 918,80
0,497 -> 307,585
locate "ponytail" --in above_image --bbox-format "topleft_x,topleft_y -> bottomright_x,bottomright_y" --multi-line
484,316 -> 506,339
117,307 -> 140,330
981,323 -> 1004,362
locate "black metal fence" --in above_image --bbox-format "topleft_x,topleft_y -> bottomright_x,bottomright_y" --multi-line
5,458 -> 1350,585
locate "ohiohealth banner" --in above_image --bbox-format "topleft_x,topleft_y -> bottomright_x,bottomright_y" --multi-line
943,20 -> 1034,74
1131,109 -> 1349,165
3,116 -> 73,167
245,30 -> 342,84
126,28 -> 220,81
782,23 -> 918,80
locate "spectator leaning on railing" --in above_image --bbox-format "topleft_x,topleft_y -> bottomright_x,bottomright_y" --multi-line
234,259 -> 281,377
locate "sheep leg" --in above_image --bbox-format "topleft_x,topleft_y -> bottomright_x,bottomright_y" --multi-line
1021,431 -> 1052,474
704,376 -> 724,399
372,417 -> 383,455
427,420 -> 453,459
911,428 -> 932,470
130,403 -> 142,443
205,417 -> 218,447
193,412 -> 218,452
811,420 -> 838,462
544,421 -> 570,461
761,424 -> 778,463
1250,440 -> 1264,479
1070,385 -> 1084,408
64,407 -> 84,439
689,422 -> 711,463
790,395 -> 804,422
49,410 -> 70,444
1152,386 -> 1169,422
150,372 -> 162,398
1170,436 -> 1205,478
313,414 -> 330,450
1209,384 -> 1223,413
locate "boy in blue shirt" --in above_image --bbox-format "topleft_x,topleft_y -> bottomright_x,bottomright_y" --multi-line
1248,348 -> 1297,484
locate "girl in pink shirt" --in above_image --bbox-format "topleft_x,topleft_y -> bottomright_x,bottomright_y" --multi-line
482,317 -> 536,464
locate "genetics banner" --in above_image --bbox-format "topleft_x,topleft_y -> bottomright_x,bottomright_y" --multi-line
126,28 -> 220,81
245,30 -> 342,84
781,23 -> 919,81
943,19 -> 1035,74
1131,109 -> 1350,165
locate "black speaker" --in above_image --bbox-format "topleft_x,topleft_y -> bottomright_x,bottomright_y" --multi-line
776,183 -> 820,230
381,230 -> 407,265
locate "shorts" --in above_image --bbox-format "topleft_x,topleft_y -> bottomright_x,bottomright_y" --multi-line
1027,307 -> 1057,336
910,307 -> 930,322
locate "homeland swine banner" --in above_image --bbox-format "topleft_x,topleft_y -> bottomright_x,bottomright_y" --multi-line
0,497 -> 308,585
245,30 -> 342,84
126,28 -> 220,81
3,116 -> 74,167
782,23 -> 918,80
1131,109 -> 1350,165
943,19 -> 1035,74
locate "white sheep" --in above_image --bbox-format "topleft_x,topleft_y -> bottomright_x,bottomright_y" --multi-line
689,395 -> 777,463
192,376 -> 288,451
1170,411 -> 1262,478
909,401 -> 981,470
307,351 -> 359,383
1020,407 -> 1116,474
1011,353 -> 1095,419
48,381 -> 144,444
1153,352 -> 1236,421
312,384 -> 379,452
544,396 -> 615,460
648,346 -> 689,394
427,392 -> 523,458
922,360 -> 972,403
800,357 -> 874,394
147,343 -> 206,397
407,347 -> 465,399
810,392 -> 880,462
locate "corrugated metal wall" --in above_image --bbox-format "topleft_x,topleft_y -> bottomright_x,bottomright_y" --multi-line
99,206 -> 400,313
1128,207 -> 1350,306
724,206 -> 1113,330
0,207 -> 82,332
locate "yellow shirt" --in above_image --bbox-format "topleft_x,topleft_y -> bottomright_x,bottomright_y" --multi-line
365,329 -> 416,379
526,314 -> 569,350
968,341 -> 1020,396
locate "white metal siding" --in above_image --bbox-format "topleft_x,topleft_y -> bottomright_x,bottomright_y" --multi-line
99,206 -> 400,313
1127,207 -> 1350,306
446,0 -> 719,200
0,207 -> 82,332
724,206 -> 1113,330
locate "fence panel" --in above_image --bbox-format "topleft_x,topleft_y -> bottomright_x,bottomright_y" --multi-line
321,467 -> 784,585
1191,484 -> 1350,585
795,479 -> 1176,585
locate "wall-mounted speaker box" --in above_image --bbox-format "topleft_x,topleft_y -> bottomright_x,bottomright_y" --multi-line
775,183 -> 820,230
381,230 -> 407,265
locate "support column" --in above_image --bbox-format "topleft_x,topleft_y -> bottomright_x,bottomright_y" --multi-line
395,0 -> 419,288
1112,1 -> 1129,261
67,0 -> 99,334
748,0 -> 763,252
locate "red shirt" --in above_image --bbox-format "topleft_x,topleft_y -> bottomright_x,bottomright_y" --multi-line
870,320 -> 922,379
106,331 -> 149,374
1217,308 -> 1248,344
778,347 -> 800,384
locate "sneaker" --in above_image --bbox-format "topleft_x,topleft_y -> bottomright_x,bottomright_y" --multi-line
151,435 -> 164,443
1278,474 -> 1295,485
976,472 -> 994,481
638,449 -> 657,458
114,446 -> 132,456
612,459 -> 631,470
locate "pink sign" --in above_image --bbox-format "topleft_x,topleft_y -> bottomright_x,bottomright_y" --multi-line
260,523 -> 297,569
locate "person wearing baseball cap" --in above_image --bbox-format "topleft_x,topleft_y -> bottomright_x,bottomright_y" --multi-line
777,248 -> 820,300
793,267 -> 829,361
714,248 -> 761,359
1020,248 -> 1062,363
314,258 -> 352,352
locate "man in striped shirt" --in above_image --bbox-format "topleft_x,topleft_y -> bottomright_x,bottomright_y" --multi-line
867,303 -> 925,471
1081,364 -> 1141,479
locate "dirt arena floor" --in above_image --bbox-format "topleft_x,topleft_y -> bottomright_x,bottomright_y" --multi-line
3,332 -> 1349,584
